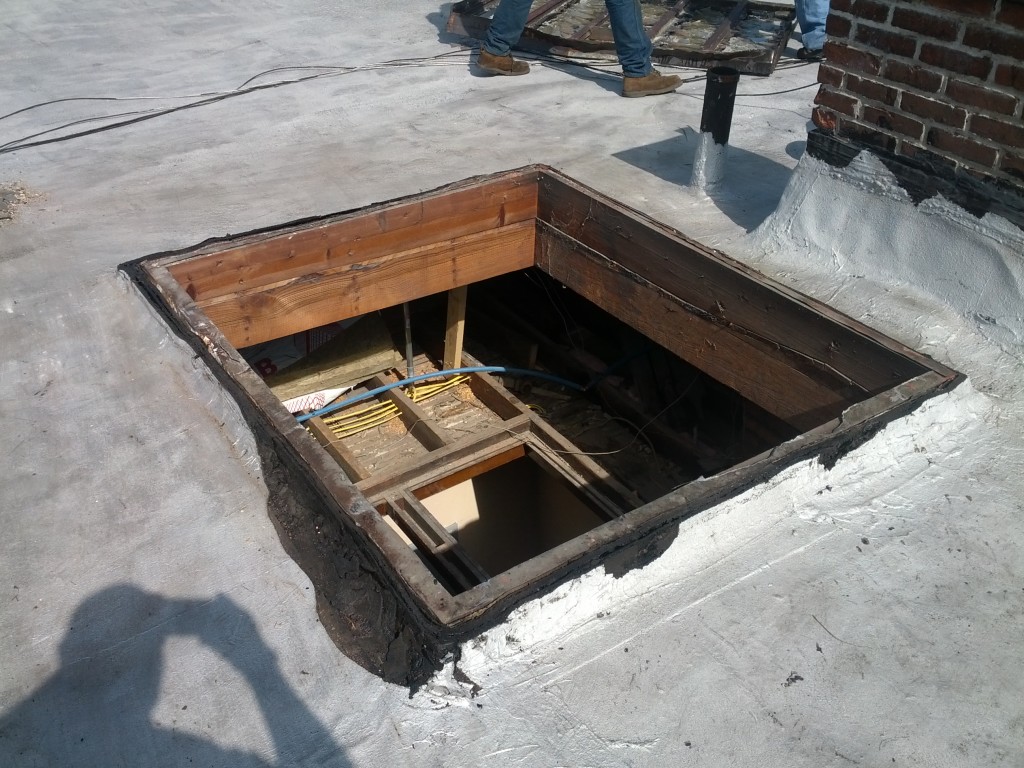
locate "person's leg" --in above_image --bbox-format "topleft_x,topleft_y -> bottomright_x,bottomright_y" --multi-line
605,0 -> 681,96
604,0 -> 653,77
483,0 -> 534,56
795,0 -> 829,52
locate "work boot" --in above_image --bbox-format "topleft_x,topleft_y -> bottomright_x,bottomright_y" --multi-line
622,69 -> 683,98
478,49 -> 530,76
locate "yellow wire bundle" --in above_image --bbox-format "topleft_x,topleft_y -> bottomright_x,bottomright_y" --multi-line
316,375 -> 470,439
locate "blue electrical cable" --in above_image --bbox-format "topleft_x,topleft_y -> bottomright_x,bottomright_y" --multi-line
295,366 -> 586,424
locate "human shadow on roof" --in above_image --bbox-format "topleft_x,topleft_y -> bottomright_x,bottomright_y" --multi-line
614,128 -> 795,232
0,584 -> 351,767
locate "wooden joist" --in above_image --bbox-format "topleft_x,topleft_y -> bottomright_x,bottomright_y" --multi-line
305,416 -> 371,482
357,421 -> 531,501
536,174 -> 930,394
650,0 -> 694,39
527,0 -> 575,25
198,220 -> 536,348
703,0 -> 749,52
169,173 -> 538,304
460,356 -> 640,515
385,493 -> 490,590
535,223 -> 853,431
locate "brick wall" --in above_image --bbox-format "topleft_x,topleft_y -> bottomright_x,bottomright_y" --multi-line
812,0 -> 1024,189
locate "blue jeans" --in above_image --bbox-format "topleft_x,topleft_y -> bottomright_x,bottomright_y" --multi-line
483,0 -> 653,77
795,0 -> 829,51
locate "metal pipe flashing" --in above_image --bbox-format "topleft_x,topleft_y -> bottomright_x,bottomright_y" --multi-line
693,67 -> 740,190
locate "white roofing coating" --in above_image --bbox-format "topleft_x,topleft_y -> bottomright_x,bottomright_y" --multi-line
2,2 -> 1023,766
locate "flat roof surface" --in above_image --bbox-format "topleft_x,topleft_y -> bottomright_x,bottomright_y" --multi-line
2,2 -> 1023,766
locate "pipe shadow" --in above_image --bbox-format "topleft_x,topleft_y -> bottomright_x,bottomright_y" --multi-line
613,128 -> 795,232
0,584 -> 350,767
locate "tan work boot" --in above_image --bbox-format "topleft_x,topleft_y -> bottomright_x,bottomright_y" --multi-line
478,49 -> 530,76
622,69 -> 682,98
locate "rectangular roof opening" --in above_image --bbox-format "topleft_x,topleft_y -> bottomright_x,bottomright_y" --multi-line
125,165 -> 959,665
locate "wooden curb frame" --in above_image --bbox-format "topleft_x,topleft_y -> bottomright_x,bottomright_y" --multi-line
123,165 -> 961,683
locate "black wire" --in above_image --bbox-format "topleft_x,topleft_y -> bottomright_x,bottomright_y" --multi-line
0,51 -> 470,155
0,48 -> 818,156
0,77 -> 323,155
736,81 -> 819,97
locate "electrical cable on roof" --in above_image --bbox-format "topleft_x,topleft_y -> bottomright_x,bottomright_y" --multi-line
0,50 -> 478,154
1,47 -> 819,155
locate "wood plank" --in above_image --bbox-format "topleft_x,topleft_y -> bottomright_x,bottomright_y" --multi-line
357,418 -> 531,500
385,496 -> 477,591
398,491 -> 492,584
369,374 -> 449,451
466,372 -> 524,420
702,0 -> 748,52
524,411 -> 642,517
528,0 -> 576,24
169,173 -> 539,303
412,444 -> 525,500
572,12 -> 609,41
460,352 -> 641,514
443,286 -> 469,370
536,173 -> 933,392
650,0 -> 693,39
306,416 -> 371,481
264,312 -> 401,400
536,223 -> 853,431
466,284 -> 725,472
200,220 -> 536,348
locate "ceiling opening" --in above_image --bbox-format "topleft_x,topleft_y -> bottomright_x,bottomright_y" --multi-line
125,165 -> 959,673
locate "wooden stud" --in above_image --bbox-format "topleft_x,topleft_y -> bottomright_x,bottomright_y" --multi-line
443,286 -> 469,370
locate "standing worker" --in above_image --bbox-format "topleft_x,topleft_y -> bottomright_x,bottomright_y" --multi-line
477,0 -> 683,98
794,0 -> 830,61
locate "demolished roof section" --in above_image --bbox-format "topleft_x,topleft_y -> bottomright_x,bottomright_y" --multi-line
448,0 -> 798,75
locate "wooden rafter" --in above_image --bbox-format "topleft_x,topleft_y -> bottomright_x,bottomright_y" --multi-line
649,0 -> 694,40
702,0 -> 749,52
527,0 -> 576,25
